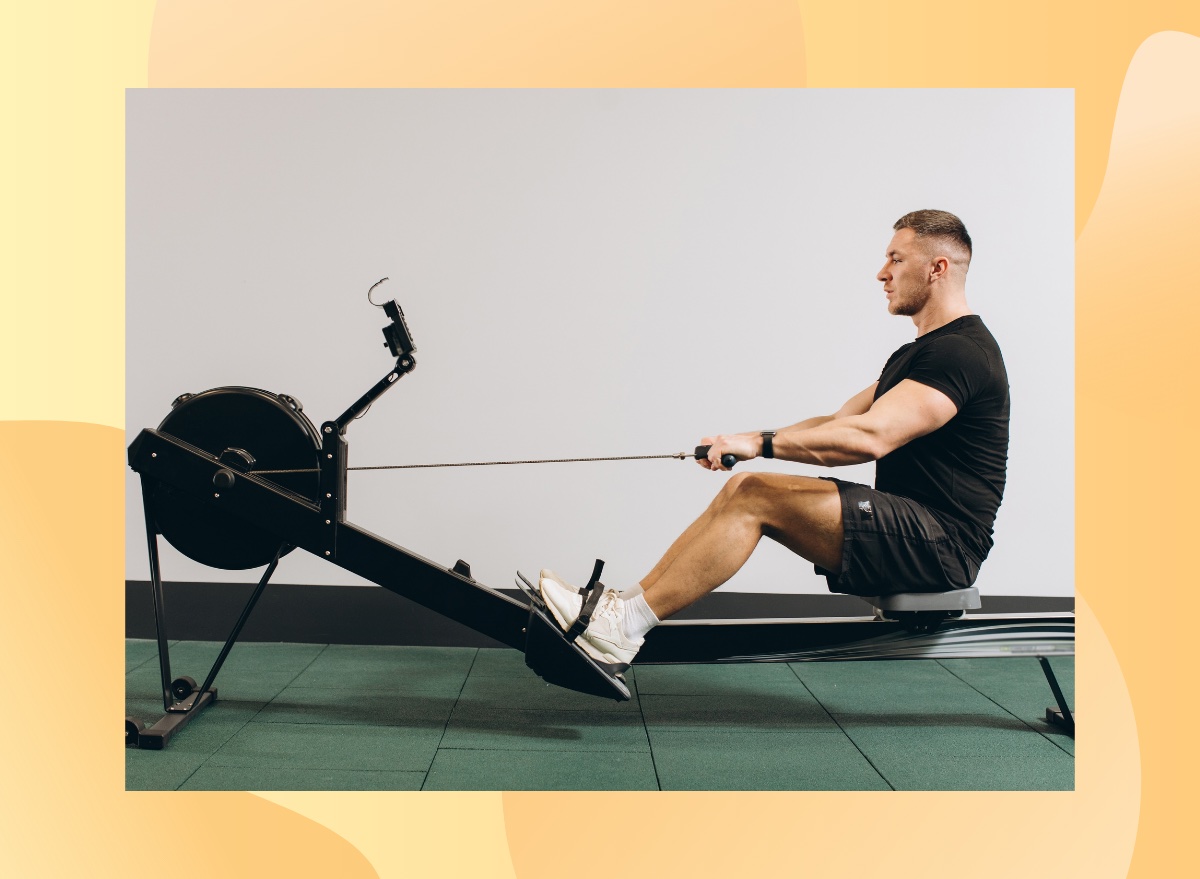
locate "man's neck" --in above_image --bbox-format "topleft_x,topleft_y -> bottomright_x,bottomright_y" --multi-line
912,293 -> 973,337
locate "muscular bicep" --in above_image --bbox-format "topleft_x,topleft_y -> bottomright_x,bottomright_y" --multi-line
859,379 -> 958,456
833,383 -> 879,418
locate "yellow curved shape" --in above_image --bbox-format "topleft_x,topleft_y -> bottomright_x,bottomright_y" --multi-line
145,1 -> 807,88
1076,29 -> 1200,878
0,422 -> 380,878
259,792 -> 519,879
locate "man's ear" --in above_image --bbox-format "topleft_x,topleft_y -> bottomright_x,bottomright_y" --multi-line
929,255 -> 950,281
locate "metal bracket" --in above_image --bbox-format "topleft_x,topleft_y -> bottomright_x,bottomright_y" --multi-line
319,423 -> 347,559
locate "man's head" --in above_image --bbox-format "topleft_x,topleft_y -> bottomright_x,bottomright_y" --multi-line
877,210 -> 972,318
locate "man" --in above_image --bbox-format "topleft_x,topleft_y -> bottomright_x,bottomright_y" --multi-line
540,209 -> 1010,676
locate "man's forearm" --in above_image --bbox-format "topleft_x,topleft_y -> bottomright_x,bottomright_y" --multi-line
772,416 -> 879,467
778,414 -> 837,433
736,414 -> 835,440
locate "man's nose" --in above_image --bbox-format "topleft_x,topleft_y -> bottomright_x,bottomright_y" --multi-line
877,264 -> 890,281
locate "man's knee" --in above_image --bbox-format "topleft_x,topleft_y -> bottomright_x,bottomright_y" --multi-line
726,472 -> 838,517
719,471 -> 771,507
725,471 -> 790,508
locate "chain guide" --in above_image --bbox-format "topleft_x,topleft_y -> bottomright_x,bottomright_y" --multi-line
150,387 -> 321,570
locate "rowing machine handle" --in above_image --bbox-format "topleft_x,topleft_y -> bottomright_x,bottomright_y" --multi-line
694,446 -> 738,469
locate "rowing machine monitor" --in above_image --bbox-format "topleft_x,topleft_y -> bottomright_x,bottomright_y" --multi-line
381,299 -> 416,359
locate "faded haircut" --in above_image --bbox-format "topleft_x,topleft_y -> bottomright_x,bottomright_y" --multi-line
893,209 -> 972,268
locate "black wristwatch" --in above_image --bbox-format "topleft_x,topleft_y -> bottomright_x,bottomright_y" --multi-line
761,430 -> 776,459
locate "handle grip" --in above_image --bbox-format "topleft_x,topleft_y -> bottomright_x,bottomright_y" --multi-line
695,446 -> 738,470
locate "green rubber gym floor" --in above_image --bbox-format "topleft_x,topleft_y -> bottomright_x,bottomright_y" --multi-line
126,639 -> 1074,791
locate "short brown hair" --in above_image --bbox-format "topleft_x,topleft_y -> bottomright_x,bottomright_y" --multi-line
894,210 -> 972,264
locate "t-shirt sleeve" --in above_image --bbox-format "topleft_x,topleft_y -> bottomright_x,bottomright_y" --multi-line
903,335 -> 989,410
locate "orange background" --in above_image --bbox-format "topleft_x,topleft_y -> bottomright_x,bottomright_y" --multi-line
3,1 -> 1199,876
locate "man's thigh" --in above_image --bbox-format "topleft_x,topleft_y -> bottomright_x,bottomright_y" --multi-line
733,472 -> 844,572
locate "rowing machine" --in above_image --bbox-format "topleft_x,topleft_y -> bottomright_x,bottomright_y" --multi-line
126,292 -> 1073,749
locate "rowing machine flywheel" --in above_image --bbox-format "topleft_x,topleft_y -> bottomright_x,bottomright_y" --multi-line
151,387 -> 321,570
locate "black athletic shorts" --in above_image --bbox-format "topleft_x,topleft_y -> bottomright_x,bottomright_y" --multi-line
814,477 -> 980,597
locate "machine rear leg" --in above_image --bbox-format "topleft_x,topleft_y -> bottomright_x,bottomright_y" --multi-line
1039,655 -> 1074,736
128,478 -> 287,749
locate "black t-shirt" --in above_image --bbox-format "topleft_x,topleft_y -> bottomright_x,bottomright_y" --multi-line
874,315 -> 1010,566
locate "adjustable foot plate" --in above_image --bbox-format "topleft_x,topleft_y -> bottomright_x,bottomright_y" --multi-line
517,572 -> 630,702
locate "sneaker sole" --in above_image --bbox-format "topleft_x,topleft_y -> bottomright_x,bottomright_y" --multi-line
569,637 -> 633,676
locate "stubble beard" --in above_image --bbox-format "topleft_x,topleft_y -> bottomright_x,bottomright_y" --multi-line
889,286 -> 930,317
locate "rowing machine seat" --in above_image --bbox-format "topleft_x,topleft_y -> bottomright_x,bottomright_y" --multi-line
862,587 -> 981,614
861,587 -> 981,632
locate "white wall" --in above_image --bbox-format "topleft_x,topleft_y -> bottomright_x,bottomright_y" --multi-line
126,89 -> 1074,596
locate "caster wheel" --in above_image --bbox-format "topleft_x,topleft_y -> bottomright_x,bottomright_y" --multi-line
171,675 -> 198,701
126,716 -> 144,747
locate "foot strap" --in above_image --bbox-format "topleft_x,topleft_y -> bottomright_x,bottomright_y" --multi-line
565,558 -> 606,640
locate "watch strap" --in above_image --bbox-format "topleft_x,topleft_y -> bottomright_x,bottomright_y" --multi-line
761,430 -> 776,459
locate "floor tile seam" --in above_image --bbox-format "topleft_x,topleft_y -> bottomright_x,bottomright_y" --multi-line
204,760 -> 434,773
185,645 -> 337,785
1044,737 -> 1075,757
641,726 -> 847,736
823,708 -> 1024,721
643,727 -> 857,737
424,648 -> 482,791
833,729 -> 1079,762
146,642 -> 335,679
434,744 -> 653,754
861,752 -> 1078,765
259,642 -> 337,708
173,704 -> 275,789
630,691 -> 661,791
238,717 -> 455,732
934,658 -> 1070,750
248,719 -> 455,729
125,654 -> 161,675
446,706 -> 648,720
453,705 -> 643,715
269,685 -> 471,696
786,663 -> 895,791
633,689 -> 814,697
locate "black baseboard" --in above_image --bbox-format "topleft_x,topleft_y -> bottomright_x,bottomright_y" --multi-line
125,580 -> 1074,647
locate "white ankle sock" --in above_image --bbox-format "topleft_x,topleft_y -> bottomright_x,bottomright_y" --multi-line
622,592 -> 660,642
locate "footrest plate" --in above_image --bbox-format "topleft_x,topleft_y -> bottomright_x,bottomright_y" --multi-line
516,572 -> 630,702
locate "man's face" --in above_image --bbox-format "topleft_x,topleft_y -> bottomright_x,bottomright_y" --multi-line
877,228 -> 932,317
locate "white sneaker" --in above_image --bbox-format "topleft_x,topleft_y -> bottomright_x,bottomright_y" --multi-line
539,573 -> 585,628
539,568 -> 579,594
539,576 -> 642,671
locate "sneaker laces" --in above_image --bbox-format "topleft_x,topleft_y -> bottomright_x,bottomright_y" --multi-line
592,589 -> 624,623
